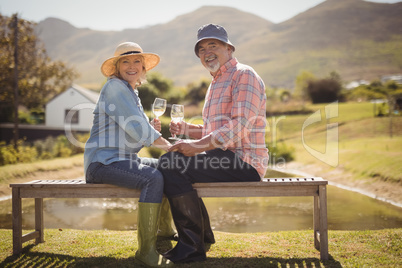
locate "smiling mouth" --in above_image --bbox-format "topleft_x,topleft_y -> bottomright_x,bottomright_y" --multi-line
205,55 -> 217,62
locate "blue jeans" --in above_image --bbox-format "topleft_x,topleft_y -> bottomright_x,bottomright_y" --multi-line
86,157 -> 163,203
158,149 -> 260,197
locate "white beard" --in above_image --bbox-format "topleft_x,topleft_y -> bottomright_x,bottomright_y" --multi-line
206,61 -> 220,73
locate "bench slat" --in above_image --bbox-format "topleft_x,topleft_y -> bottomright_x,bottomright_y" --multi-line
12,178 -> 327,198
195,185 -> 320,197
17,185 -> 321,198
19,187 -> 141,198
11,177 -> 327,188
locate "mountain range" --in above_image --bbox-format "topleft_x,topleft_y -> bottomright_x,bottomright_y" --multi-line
35,0 -> 402,90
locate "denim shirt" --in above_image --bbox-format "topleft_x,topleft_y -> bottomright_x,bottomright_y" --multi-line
83,77 -> 161,174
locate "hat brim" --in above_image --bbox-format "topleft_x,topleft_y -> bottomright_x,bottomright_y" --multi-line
194,37 -> 235,57
101,53 -> 160,77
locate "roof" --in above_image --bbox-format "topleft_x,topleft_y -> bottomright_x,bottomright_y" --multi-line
70,84 -> 100,103
46,84 -> 100,106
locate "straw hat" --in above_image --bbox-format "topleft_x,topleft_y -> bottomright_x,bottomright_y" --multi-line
101,42 -> 160,77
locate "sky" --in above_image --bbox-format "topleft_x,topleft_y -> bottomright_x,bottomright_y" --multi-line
0,0 -> 400,31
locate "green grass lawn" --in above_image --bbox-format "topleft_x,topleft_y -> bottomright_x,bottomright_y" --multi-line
275,102 -> 399,140
276,102 -> 402,184
0,229 -> 400,267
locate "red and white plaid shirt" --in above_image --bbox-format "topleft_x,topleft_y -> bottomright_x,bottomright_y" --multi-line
202,58 -> 269,178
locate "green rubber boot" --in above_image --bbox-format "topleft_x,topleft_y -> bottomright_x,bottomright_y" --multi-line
157,198 -> 178,240
135,202 -> 173,267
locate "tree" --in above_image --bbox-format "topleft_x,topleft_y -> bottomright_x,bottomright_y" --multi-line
137,72 -> 181,110
294,70 -> 315,102
185,79 -> 209,105
307,78 -> 342,103
279,90 -> 291,103
137,82 -> 159,111
0,14 -> 78,120
146,72 -> 173,95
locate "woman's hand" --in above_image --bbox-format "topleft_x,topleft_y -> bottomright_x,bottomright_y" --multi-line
168,134 -> 219,156
150,118 -> 161,132
168,139 -> 201,156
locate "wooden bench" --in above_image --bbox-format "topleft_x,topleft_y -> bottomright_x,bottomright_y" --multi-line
10,177 -> 329,260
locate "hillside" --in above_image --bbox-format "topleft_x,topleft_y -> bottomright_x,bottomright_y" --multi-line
34,0 -> 402,89
244,0 -> 402,87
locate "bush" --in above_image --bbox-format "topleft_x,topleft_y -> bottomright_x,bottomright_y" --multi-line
0,133 -> 89,166
33,135 -> 86,159
69,133 -> 89,155
307,78 -> 342,103
137,83 -> 159,110
159,118 -> 172,139
34,136 -> 57,159
0,140 -> 38,165
346,86 -> 386,101
17,146 -> 38,163
0,142 -> 18,165
268,142 -> 295,164
185,79 -> 209,105
52,136 -> 73,158
147,147 -> 164,158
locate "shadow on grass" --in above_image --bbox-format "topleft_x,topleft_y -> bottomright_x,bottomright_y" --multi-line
1,244 -> 343,268
1,254 -> 343,268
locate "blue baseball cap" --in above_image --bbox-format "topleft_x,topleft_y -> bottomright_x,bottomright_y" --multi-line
194,24 -> 235,57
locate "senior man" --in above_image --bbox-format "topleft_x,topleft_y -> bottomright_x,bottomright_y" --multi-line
158,24 -> 269,264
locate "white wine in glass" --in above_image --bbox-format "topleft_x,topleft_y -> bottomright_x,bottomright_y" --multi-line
152,98 -> 167,119
169,104 -> 184,140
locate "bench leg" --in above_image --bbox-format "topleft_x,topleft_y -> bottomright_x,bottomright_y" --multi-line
314,195 -> 320,250
12,188 -> 22,255
35,198 -> 44,244
319,185 -> 328,260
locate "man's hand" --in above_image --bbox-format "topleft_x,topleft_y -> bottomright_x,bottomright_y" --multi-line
169,121 -> 186,137
170,121 -> 204,139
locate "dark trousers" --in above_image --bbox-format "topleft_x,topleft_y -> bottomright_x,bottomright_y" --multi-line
158,149 -> 260,196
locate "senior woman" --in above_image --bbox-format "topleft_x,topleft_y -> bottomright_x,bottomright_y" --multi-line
84,42 -> 173,267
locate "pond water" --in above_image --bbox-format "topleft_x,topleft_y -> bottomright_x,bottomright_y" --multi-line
0,185 -> 401,232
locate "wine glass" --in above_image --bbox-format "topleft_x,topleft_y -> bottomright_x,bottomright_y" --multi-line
152,98 -> 167,119
169,104 -> 184,140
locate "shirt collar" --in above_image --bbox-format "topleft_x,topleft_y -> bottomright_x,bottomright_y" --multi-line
109,76 -> 137,93
211,58 -> 238,79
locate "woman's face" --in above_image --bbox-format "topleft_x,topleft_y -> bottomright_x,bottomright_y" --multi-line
117,55 -> 144,86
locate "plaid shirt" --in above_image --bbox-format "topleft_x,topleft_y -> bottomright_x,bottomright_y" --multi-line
202,58 -> 269,178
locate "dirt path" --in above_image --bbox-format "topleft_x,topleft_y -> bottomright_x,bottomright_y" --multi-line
282,161 -> 402,207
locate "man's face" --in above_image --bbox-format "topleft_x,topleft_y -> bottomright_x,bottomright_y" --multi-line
197,39 -> 232,76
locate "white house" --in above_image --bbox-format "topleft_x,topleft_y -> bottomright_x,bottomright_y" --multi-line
45,84 -> 99,131
345,80 -> 369,90
381,74 -> 402,84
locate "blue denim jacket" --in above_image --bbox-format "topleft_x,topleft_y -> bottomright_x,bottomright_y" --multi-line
84,77 -> 160,174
